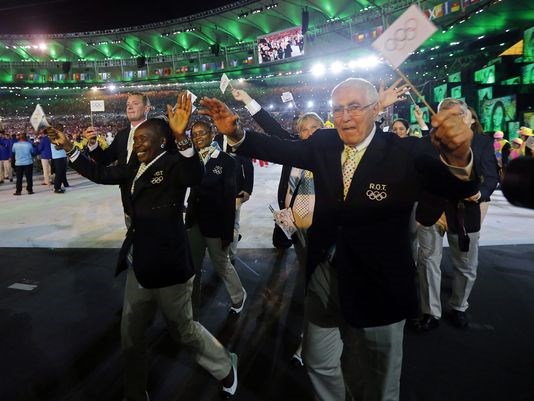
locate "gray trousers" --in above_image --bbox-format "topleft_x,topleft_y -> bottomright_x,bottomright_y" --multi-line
302,261 -> 405,401
122,269 -> 231,401
188,224 -> 245,318
416,224 -> 480,318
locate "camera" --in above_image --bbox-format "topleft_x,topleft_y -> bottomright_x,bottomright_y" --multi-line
501,157 -> 534,210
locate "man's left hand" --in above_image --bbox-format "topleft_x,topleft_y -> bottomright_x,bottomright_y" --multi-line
430,108 -> 473,167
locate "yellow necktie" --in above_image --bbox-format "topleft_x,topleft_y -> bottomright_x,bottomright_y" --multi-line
342,146 -> 359,200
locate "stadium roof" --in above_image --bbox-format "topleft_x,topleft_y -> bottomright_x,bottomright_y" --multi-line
0,0 -> 531,63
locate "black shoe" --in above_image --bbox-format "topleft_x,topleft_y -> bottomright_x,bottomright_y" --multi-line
27,190 -> 34,194
221,353 -> 238,399
415,314 -> 440,332
13,192 -> 21,196
54,189 -> 65,193
449,310 -> 469,328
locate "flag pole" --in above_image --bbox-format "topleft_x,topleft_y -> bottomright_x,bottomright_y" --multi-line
90,110 -> 94,126
395,67 -> 436,116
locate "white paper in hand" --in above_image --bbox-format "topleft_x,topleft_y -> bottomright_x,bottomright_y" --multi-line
281,91 -> 294,103
30,104 -> 50,131
220,73 -> 230,94
272,207 -> 298,239
90,100 -> 105,112
187,90 -> 198,112
371,4 -> 437,69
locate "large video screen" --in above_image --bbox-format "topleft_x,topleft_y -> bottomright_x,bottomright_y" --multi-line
448,72 -> 461,82
524,112 -> 534,130
522,63 -> 534,84
480,95 -> 517,133
501,77 -> 521,85
433,84 -> 447,103
257,26 -> 304,64
474,65 -> 496,84
478,87 -> 493,102
409,104 -> 429,124
451,85 -> 462,99
524,26 -> 534,62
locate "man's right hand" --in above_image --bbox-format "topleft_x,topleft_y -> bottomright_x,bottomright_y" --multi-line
83,126 -> 98,140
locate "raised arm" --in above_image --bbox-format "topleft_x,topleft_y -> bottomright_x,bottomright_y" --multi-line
232,88 -> 292,140
46,127 -> 128,185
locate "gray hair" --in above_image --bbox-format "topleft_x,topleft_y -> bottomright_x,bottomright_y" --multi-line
438,97 -> 468,114
331,78 -> 379,104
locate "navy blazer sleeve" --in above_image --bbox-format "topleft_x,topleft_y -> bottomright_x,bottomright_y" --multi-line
70,152 -> 130,185
241,156 -> 254,194
252,108 -> 292,140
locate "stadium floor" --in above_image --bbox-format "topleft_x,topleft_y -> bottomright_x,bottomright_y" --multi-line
1,164 -> 534,401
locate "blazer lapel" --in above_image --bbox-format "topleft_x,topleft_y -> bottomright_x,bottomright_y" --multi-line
131,154 -> 167,199
323,133 -> 345,200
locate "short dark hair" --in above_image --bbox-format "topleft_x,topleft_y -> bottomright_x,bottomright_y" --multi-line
138,117 -> 175,152
392,118 -> 410,130
128,92 -> 150,106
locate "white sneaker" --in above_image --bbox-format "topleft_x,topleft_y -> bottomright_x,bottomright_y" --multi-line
229,289 -> 247,315
221,352 -> 238,399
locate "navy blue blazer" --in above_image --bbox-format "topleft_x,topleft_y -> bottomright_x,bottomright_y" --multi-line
235,128 -> 478,327
185,149 -> 237,243
71,150 -> 204,289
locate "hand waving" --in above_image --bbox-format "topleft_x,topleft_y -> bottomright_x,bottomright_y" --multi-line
378,78 -> 409,111
198,97 -> 241,137
167,91 -> 192,138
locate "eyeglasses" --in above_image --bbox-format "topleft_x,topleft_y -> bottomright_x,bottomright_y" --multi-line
332,102 -> 376,117
192,130 -> 211,138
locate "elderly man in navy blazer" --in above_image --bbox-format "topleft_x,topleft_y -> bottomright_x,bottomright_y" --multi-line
199,77 -> 478,401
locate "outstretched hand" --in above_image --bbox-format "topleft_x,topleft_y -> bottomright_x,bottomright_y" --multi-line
45,127 -> 74,152
198,97 -> 241,138
378,78 -> 409,111
231,89 -> 253,105
430,108 -> 473,167
167,91 -> 192,139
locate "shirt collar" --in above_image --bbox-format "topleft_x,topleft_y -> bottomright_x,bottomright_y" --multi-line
344,125 -> 376,152
140,150 -> 166,171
